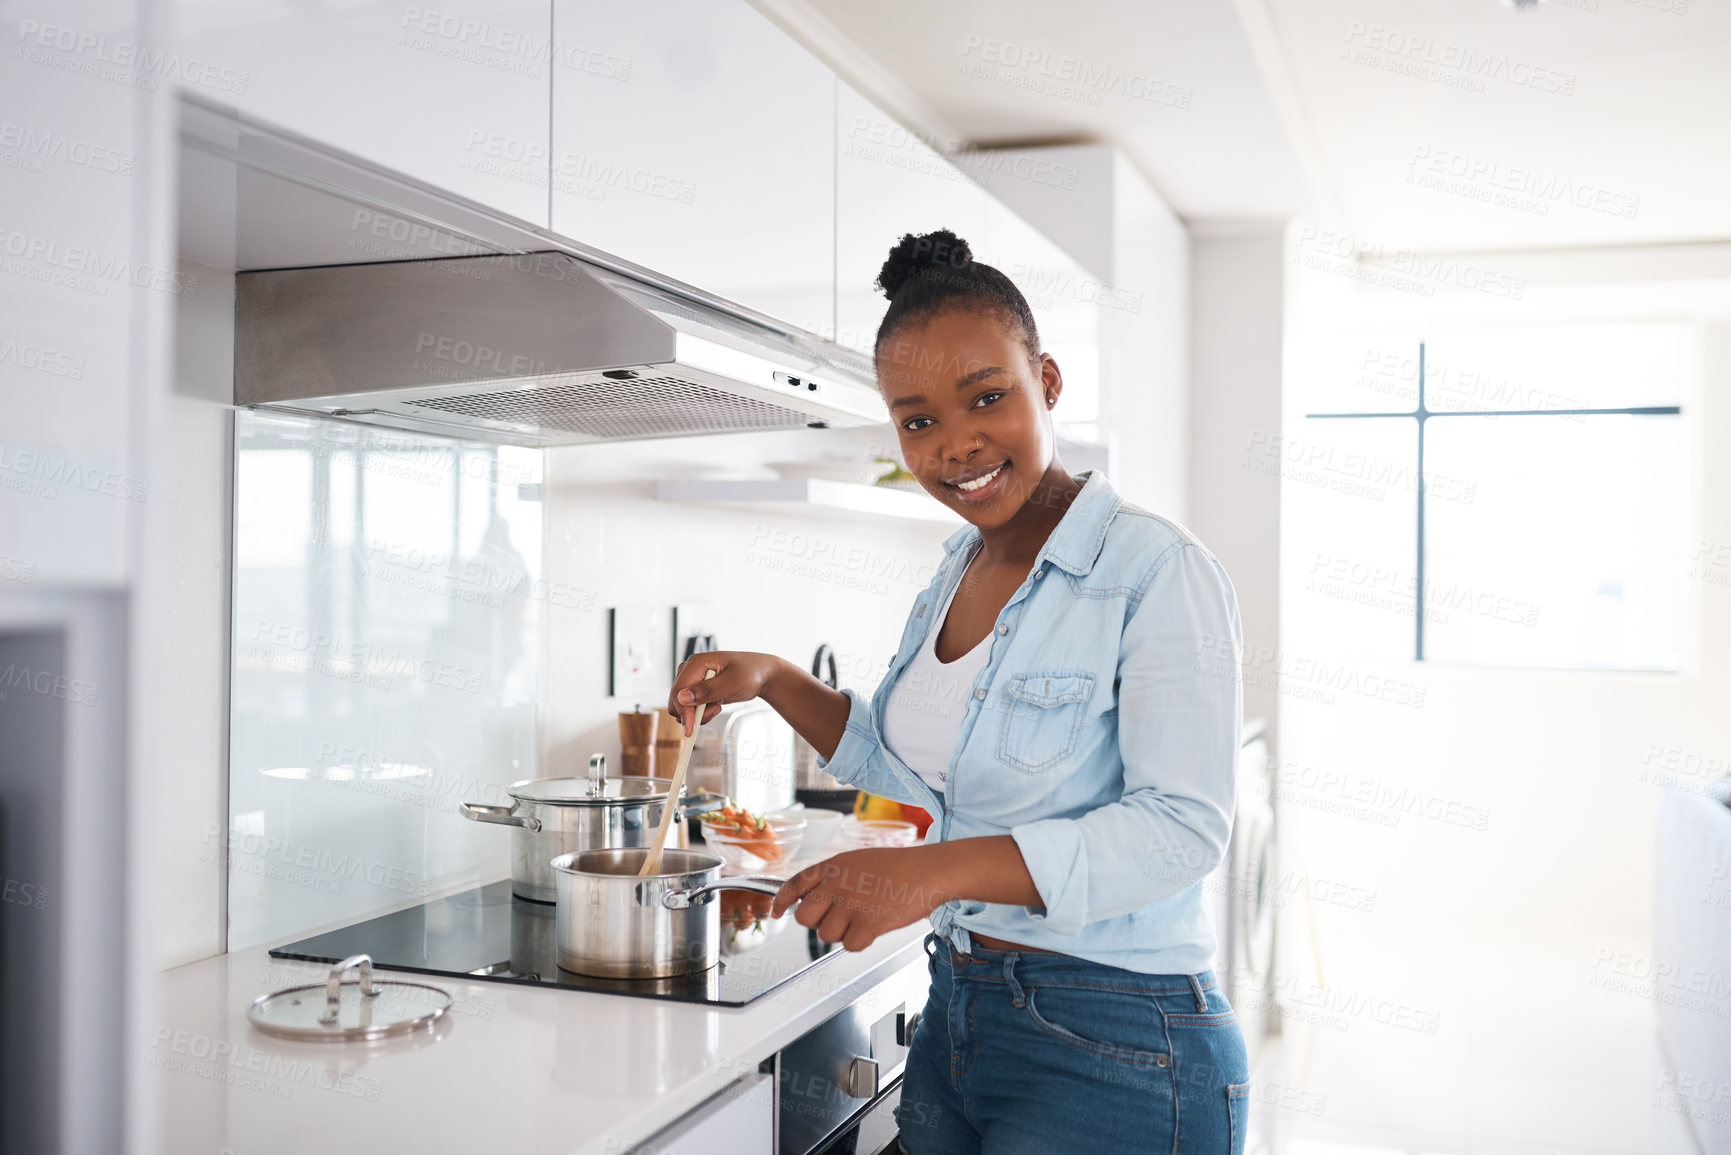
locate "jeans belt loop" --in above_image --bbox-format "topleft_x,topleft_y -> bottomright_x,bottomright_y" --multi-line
923,931 -> 939,960
1003,954 -> 1026,1007
1187,973 -> 1208,1012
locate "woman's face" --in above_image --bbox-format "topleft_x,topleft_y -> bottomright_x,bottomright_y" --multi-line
876,307 -> 1063,530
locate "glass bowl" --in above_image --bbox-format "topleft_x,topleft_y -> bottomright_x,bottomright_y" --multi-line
699,814 -> 806,872
839,818 -> 918,849
775,807 -> 841,857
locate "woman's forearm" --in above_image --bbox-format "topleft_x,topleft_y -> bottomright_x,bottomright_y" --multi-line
759,657 -> 852,761
919,836 -> 1042,908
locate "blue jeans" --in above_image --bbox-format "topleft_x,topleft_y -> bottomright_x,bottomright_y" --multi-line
894,935 -> 1250,1154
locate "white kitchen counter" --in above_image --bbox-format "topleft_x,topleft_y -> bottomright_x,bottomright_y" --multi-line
155,907 -> 930,1154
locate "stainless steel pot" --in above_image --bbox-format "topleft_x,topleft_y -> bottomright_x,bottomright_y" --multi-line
461,754 -> 723,903
550,847 -> 783,979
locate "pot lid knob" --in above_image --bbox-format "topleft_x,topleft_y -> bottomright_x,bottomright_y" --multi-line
588,753 -> 607,796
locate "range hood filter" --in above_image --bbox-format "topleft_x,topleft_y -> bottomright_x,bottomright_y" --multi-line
403,373 -> 823,440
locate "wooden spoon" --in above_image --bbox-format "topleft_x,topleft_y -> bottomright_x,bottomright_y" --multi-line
639,673 -> 710,876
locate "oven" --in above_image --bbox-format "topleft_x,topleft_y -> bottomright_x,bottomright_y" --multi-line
772,998 -> 917,1155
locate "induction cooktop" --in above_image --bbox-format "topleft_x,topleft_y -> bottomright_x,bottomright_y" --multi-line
269,880 -> 843,1007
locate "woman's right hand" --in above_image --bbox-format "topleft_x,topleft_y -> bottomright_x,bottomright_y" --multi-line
666,651 -> 788,735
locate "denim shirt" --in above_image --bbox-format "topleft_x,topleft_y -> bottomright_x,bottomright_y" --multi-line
816,470 -> 1242,975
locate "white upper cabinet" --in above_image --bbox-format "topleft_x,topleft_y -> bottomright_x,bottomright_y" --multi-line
834,82 -> 986,360
173,0 -> 552,226
552,0 -> 835,336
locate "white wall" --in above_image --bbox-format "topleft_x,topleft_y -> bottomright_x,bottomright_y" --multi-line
1188,227 -> 1285,741
540,430 -> 954,774
145,260 -> 234,969
1108,151 -> 1191,524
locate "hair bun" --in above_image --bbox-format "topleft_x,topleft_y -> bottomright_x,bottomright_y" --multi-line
875,229 -> 974,300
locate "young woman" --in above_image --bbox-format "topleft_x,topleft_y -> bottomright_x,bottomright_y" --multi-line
667,230 -> 1249,1153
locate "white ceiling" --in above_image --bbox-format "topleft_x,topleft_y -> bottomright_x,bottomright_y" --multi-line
789,0 -> 1731,252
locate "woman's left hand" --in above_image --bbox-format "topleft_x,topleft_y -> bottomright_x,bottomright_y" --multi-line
771,846 -> 953,952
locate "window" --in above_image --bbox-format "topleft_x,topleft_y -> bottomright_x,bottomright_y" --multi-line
1306,324 -> 1688,670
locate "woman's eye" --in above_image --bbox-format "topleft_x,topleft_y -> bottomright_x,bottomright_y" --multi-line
902,416 -> 933,432
972,391 -> 1004,408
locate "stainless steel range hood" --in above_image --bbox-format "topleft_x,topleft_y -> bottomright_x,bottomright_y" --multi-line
234,251 -> 886,446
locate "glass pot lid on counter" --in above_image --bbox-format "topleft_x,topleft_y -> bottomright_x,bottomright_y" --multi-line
248,955 -> 452,1042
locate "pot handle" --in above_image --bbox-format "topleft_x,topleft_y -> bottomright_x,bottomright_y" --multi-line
459,803 -> 542,833
661,875 -> 786,910
676,790 -> 727,820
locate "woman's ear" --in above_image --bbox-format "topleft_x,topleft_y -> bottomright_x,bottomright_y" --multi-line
1039,354 -> 1063,409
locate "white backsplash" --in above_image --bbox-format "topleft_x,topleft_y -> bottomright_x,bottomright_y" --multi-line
227,410 -> 545,950
539,429 -> 952,783
225,414 -> 948,950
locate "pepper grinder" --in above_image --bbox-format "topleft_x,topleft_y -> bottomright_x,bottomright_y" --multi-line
618,706 -> 657,778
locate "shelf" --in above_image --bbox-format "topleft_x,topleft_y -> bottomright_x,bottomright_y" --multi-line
654,478 -> 962,525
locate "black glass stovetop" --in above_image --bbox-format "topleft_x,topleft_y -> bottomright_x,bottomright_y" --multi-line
269,880 -> 842,1007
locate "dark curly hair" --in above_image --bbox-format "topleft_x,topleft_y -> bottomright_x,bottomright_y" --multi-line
872,229 -> 1041,365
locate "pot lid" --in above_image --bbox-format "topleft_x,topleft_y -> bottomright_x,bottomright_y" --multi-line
247,955 -> 451,1042
508,775 -> 675,804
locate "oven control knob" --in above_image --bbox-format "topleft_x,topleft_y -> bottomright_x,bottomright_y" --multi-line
844,1055 -> 879,1099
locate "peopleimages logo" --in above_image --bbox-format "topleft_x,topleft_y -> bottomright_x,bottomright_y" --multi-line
0,555 -> 37,584
1406,146 -> 1640,220
1009,263 -> 1143,313
15,19 -> 249,94
0,228 -> 198,298
1242,430 -> 1479,506
0,121 -> 132,175
247,620 -> 484,694
0,662 -> 100,707
958,36 -> 1193,109
398,7 -> 633,80
1291,227 -> 1525,301
1350,345 -> 1591,421
0,443 -> 149,502
206,824 -> 433,898
0,335 -> 85,379
414,330 -> 548,378
1195,633 -> 1428,710
151,1027 -> 384,1101
1341,21 -> 1576,97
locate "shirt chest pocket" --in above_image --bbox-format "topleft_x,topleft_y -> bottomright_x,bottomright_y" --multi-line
996,671 -> 1095,773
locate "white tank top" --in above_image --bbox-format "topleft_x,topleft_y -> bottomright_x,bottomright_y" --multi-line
882,551 -> 991,794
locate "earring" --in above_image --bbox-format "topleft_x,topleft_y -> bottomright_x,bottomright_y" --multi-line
1046,396 -> 1055,407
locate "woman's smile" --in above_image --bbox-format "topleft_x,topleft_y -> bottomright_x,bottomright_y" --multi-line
945,460 -> 1011,504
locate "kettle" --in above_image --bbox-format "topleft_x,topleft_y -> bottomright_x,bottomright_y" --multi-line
794,644 -> 849,793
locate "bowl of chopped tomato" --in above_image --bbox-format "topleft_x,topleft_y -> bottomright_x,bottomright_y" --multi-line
697,803 -> 806,872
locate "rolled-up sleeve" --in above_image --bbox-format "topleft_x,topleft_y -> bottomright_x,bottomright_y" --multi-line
815,687 -> 930,808
1009,543 -> 1242,935
814,688 -> 879,785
